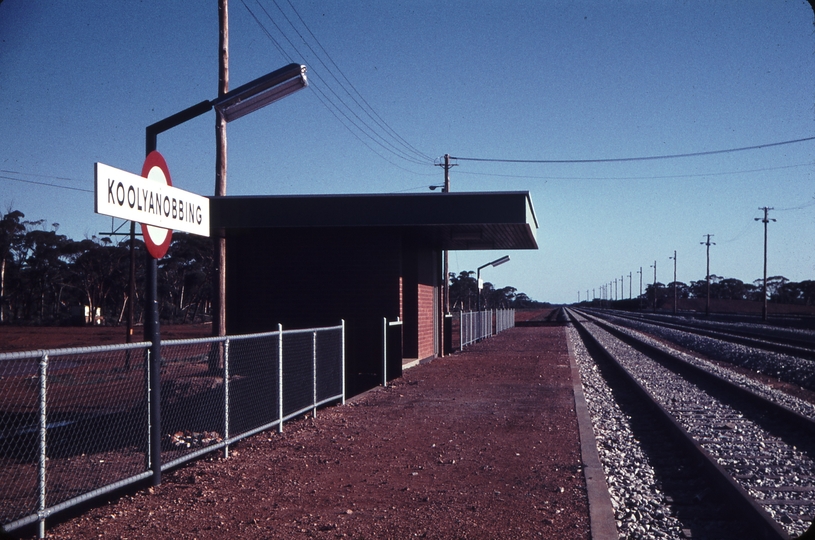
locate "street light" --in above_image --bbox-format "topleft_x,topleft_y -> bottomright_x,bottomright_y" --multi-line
476,255 -> 510,310
138,63 -> 308,486
137,63 -> 308,341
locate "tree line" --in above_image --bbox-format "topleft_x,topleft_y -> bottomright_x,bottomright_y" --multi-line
597,275 -> 815,306
0,209 -> 541,325
0,209 -> 212,325
448,271 -> 545,311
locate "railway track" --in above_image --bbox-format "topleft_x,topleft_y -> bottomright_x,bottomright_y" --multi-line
567,307 -> 815,539
587,309 -> 815,360
581,308 -> 815,395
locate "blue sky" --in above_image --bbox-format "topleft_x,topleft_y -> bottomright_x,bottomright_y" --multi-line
1,1 -> 814,305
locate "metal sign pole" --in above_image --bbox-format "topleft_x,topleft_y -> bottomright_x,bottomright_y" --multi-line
144,136 -> 162,487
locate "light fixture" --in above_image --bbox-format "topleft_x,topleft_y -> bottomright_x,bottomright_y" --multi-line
487,255 -> 510,268
213,63 -> 308,122
476,255 -> 511,310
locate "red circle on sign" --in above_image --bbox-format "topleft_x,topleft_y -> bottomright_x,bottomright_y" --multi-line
141,151 -> 173,259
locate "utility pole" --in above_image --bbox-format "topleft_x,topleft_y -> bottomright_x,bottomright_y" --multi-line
638,267 -> 643,301
755,208 -> 775,321
435,154 -> 455,356
213,0 -> 229,345
621,274 -> 624,301
669,250 -> 677,315
701,234 -> 715,317
651,261 -> 657,310
628,272 -> 632,300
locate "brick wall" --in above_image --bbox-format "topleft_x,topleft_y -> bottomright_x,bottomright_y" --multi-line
224,227 -> 442,393
417,283 -> 436,359
225,227 -> 402,396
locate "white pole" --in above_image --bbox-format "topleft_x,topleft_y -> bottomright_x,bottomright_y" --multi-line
278,323 -> 283,433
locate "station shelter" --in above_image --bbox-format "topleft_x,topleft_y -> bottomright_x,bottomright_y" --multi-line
210,191 -> 538,396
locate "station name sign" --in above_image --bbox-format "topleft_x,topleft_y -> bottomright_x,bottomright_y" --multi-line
94,162 -> 209,237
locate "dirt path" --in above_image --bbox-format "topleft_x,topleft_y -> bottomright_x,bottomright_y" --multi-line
40,325 -> 589,539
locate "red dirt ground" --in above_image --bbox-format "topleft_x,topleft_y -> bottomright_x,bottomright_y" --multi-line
0,324 -> 213,354
18,324 -> 589,539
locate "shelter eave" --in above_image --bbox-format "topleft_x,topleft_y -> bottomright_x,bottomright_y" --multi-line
210,191 -> 538,250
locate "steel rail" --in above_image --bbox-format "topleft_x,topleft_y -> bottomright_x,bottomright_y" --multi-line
567,308 -> 792,540
589,309 -> 815,359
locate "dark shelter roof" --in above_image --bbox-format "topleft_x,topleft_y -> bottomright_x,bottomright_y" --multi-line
210,191 -> 538,251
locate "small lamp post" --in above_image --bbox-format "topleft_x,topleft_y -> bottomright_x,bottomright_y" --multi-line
477,255 -> 510,310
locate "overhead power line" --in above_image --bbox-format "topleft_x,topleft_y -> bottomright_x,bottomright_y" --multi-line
455,162 -> 813,182
239,0 -> 434,170
450,136 -> 815,164
0,173 -> 92,193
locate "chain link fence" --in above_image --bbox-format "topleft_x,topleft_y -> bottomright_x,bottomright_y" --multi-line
1,322 -> 344,537
459,309 -> 515,349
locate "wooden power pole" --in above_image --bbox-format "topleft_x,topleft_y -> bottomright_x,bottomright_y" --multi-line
755,207 -> 775,322
213,0 -> 229,344
701,234 -> 715,317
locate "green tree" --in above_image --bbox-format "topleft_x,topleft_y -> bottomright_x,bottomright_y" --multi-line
159,233 -> 213,323
449,271 -> 477,311
17,222 -> 73,322
0,209 -> 26,322
66,237 -> 131,324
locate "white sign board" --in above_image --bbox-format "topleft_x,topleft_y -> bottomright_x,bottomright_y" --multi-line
94,162 -> 210,237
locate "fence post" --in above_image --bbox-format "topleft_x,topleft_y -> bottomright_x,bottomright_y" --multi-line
312,331 -> 318,418
37,353 -> 47,539
460,311 -> 463,350
146,345 -> 161,486
278,323 -> 284,434
382,317 -> 387,387
341,319 -> 346,405
223,338 -> 230,459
